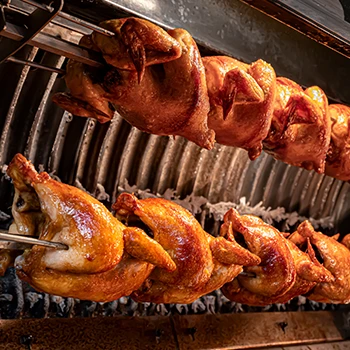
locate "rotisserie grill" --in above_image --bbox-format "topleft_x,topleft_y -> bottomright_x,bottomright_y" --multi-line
1,0 -> 350,349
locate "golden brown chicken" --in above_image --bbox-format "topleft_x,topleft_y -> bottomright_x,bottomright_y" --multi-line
289,221 -> 350,304
9,154 -> 175,302
230,235 -> 334,306
113,193 -> 260,304
53,18 -> 215,150
203,56 -> 276,160
52,61 -> 114,123
263,77 -> 330,173
221,209 -> 296,305
91,18 -> 182,82
325,104 -> 350,181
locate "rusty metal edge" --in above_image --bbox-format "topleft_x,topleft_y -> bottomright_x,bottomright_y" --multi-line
0,311 -> 348,349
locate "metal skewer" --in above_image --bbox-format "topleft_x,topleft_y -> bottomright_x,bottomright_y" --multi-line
0,231 -> 68,250
19,0 -> 115,37
6,56 -> 66,75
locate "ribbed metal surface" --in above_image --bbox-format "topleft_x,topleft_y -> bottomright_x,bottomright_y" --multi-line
0,47 -> 350,231
0,43 -> 349,319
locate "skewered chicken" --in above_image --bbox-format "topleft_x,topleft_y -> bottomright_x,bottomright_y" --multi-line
113,193 -> 260,304
263,77 -> 331,173
221,209 -> 297,305
203,57 -> 276,160
52,60 -> 114,123
54,18 -> 215,150
325,104 -> 350,181
8,154 -> 175,301
5,155 -> 350,305
289,221 -> 350,304
52,17 -> 350,182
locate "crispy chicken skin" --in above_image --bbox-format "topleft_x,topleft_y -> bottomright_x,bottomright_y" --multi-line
9,154 -> 174,302
8,154 -> 124,275
230,236 -> 333,306
203,56 -> 276,159
263,77 -> 330,173
103,28 -> 215,149
221,209 -> 296,305
325,104 -> 350,181
113,193 -> 260,304
289,221 -> 350,304
92,18 -> 182,81
53,19 -> 215,149
52,61 -> 114,124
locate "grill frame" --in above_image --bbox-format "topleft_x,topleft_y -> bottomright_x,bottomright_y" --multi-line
0,1 -> 349,344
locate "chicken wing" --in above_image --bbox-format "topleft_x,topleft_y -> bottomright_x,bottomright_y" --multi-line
203,56 -> 276,159
113,193 -> 260,304
289,221 -> 350,303
221,209 -> 296,305
9,154 -> 174,302
263,77 -> 331,173
325,104 -> 350,181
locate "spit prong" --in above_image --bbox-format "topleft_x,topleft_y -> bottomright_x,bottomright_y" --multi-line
0,231 -> 68,250
19,0 -> 115,37
6,56 -> 65,75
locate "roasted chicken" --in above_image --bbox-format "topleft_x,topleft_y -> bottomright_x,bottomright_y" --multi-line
8,154 -> 175,301
113,193 -> 260,304
289,221 -> 350,304
52,17 -> 350,182
54,18 -> 215,150
263,77 -> 330,173
203,56 -> 276,160
4,155 -> 350,305
221,209 -> 296,305
325,104 -> 350,181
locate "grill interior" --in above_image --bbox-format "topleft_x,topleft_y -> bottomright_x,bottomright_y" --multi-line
0,0 -> 350,324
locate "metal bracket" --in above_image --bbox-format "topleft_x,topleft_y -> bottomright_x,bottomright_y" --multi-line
0,0 -> 63,63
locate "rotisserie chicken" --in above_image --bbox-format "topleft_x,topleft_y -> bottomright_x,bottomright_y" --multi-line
8,154 -> 175,301
325,104 -> 350,181
52,16 -> 350,182
289,221 -> 350,304
113,193 -> 260,304
263,77 -> 330,173
203,56 -> 276,160
5,154 -> 350,305
54,18 -> 215,150
221,209 -> 296,305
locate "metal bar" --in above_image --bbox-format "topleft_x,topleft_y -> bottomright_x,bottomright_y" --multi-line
6,56 -> 65,75
19,0 -> 115,36
0,231 -> 68,250
0,22 -> 104,68
0,0 -> 63,63
0,311 -> 347,349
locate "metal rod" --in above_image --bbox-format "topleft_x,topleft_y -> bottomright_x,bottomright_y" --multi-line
6,56 -> 65,74
0,231 -> 68,250
20,0 -> 115,36
1,22 -> 104,68
57,12 -> 114,37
